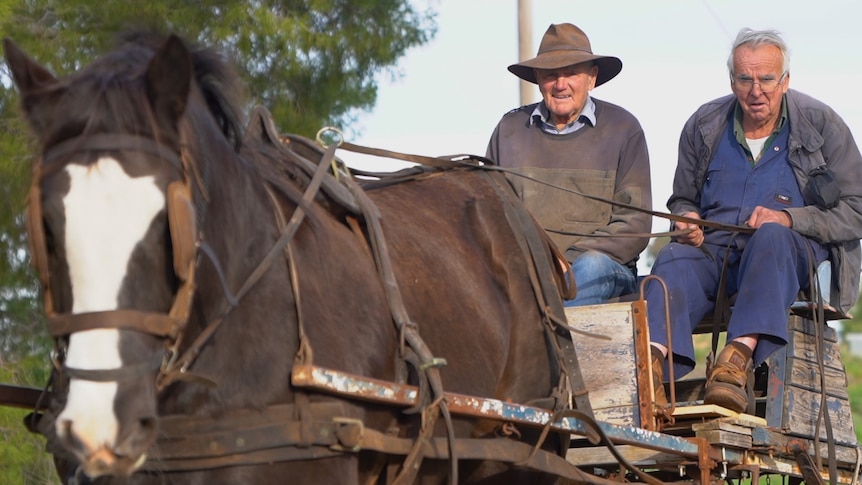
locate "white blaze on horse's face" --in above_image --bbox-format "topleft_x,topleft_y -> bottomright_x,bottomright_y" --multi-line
56,156 -> 164,455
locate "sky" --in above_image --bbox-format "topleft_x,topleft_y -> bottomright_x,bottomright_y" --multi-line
339,0 -> 862,265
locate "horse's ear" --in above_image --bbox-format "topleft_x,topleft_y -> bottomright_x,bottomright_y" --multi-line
145,35 -> 191,126
4,38 -> 64,135
3,38 -> 58,92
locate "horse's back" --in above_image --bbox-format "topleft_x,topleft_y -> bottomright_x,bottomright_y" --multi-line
364,168 -> 557,404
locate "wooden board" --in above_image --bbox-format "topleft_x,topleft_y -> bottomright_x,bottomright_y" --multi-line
566,444 -> 687,467
789,330 -> 843,368
566,303 -> 640,426
788,315 -> 838,343
695,429 -> 752,448
785,356 -> 849,399
691,419 -> 757,434
766,317 -> 858,446
671,404 -> 767,426
781,386 -> 856,445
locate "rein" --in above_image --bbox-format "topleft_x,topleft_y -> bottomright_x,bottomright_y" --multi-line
23,130 -> 714,481
156,138 -> 339,389
339,141 -> 756,237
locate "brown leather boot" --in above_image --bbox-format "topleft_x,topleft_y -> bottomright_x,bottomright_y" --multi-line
704,342 -> 753,413
650,346 -> 668,407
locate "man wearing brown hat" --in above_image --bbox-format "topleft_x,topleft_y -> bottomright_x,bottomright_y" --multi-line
486,23 -> 652,306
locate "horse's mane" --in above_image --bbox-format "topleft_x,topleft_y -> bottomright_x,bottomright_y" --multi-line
119,31 -> 247,150
41,31 -> 246,152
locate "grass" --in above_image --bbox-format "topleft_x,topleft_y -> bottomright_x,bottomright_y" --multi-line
0,361 -> 60,485
842,347 -> 862,441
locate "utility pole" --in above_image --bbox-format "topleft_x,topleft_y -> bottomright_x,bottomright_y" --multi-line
518,0 -> 533,106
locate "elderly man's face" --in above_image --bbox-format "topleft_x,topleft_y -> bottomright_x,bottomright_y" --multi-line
535,63 -> 598,128
731,44 -> 789,133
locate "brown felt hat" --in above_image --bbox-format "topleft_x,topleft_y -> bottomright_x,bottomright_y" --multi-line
508,23 -> 622,87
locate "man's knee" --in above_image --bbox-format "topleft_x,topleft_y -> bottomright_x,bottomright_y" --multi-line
571,250 -> 613,275
653,242 -> 704,269
747,222 -> 793,246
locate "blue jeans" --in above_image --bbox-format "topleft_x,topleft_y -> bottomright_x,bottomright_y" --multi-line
563,251 -> 637,307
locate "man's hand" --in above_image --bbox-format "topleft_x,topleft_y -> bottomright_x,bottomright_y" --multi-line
675,211 -> 704,247
746,206 -> 792,229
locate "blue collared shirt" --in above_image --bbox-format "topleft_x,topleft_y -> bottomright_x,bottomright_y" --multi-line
530,96 -> 596,134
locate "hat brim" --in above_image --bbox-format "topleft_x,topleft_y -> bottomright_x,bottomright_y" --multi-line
508,51 -> 622,87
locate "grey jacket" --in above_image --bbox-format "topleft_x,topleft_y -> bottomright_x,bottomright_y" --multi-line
669,89 -> 862,313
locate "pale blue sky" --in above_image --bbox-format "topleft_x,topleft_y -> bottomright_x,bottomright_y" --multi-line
343,0 -> 862,245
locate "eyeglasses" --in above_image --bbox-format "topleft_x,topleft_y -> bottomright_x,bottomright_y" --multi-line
732,73 -> 787,93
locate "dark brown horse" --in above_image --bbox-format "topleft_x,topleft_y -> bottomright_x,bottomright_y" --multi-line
5,32 -> 576,484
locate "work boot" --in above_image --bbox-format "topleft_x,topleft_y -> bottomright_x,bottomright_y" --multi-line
650,346 -> 668,407
704,341 -> 753,413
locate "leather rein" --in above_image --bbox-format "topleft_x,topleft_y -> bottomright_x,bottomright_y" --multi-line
340,141 -> 756,238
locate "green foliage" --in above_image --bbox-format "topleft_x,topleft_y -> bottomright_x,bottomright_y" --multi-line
840,291 -> 862,333
0,66 -> 50,363
0,0 -> 437,136
0,0 -> 439,355
0,359 -> 57,485
842,347 -> 862,442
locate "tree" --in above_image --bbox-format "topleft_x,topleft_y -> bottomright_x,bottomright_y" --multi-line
0,1 -> 438,480
1,0 -> 437,135
0,0 -> 438,362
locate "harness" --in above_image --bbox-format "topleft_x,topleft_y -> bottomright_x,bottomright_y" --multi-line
24,117 -> 613,483
27,134 -> 198,386
22,108 -> 832,484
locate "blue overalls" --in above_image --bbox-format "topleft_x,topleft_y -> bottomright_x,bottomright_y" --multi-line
646,118 -> 828,379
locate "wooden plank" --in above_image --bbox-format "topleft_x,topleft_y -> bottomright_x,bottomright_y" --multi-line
691,420 -> 754,434
782,386 -> 856,445
695,429 -> 752,449
768,316 -> 856,445
713,414 -> 769,428
671,404 -> 766,426
765,345 -> 789,430
566,444 -> 687,467
785,356 -> 849,399
788,315 -> 838,342
789,330 -> 842,368
566,303 -> 640,426
752,427 -> 862,469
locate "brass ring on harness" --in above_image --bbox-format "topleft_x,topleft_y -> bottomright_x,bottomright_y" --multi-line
315,126 -> 344,148
315,126 -> 346,181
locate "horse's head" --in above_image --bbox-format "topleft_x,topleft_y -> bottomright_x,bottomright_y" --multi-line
4,35 -> 199,477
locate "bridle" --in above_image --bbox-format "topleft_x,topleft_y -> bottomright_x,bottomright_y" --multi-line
27,129 -> 338,391
27,133 -> 199,385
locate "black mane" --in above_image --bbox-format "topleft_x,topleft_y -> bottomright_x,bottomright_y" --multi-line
43,31 -> 246,151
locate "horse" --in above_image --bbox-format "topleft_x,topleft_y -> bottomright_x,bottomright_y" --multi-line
4,32 -> 578,484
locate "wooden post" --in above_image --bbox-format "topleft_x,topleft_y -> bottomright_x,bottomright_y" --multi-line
518,0 -> 534,106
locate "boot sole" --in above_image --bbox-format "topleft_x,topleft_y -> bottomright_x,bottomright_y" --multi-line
703,381 -> 747,413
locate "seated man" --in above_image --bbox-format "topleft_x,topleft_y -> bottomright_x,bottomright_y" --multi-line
646,28 -> 862,412
486,23 -> 652,307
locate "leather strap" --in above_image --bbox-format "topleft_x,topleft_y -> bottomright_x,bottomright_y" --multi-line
144,401 -> 624,485
481,170 -> 591,416
335,141 -> 756,236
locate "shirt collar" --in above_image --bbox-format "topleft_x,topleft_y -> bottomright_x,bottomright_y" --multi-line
530,96 -> 596,134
